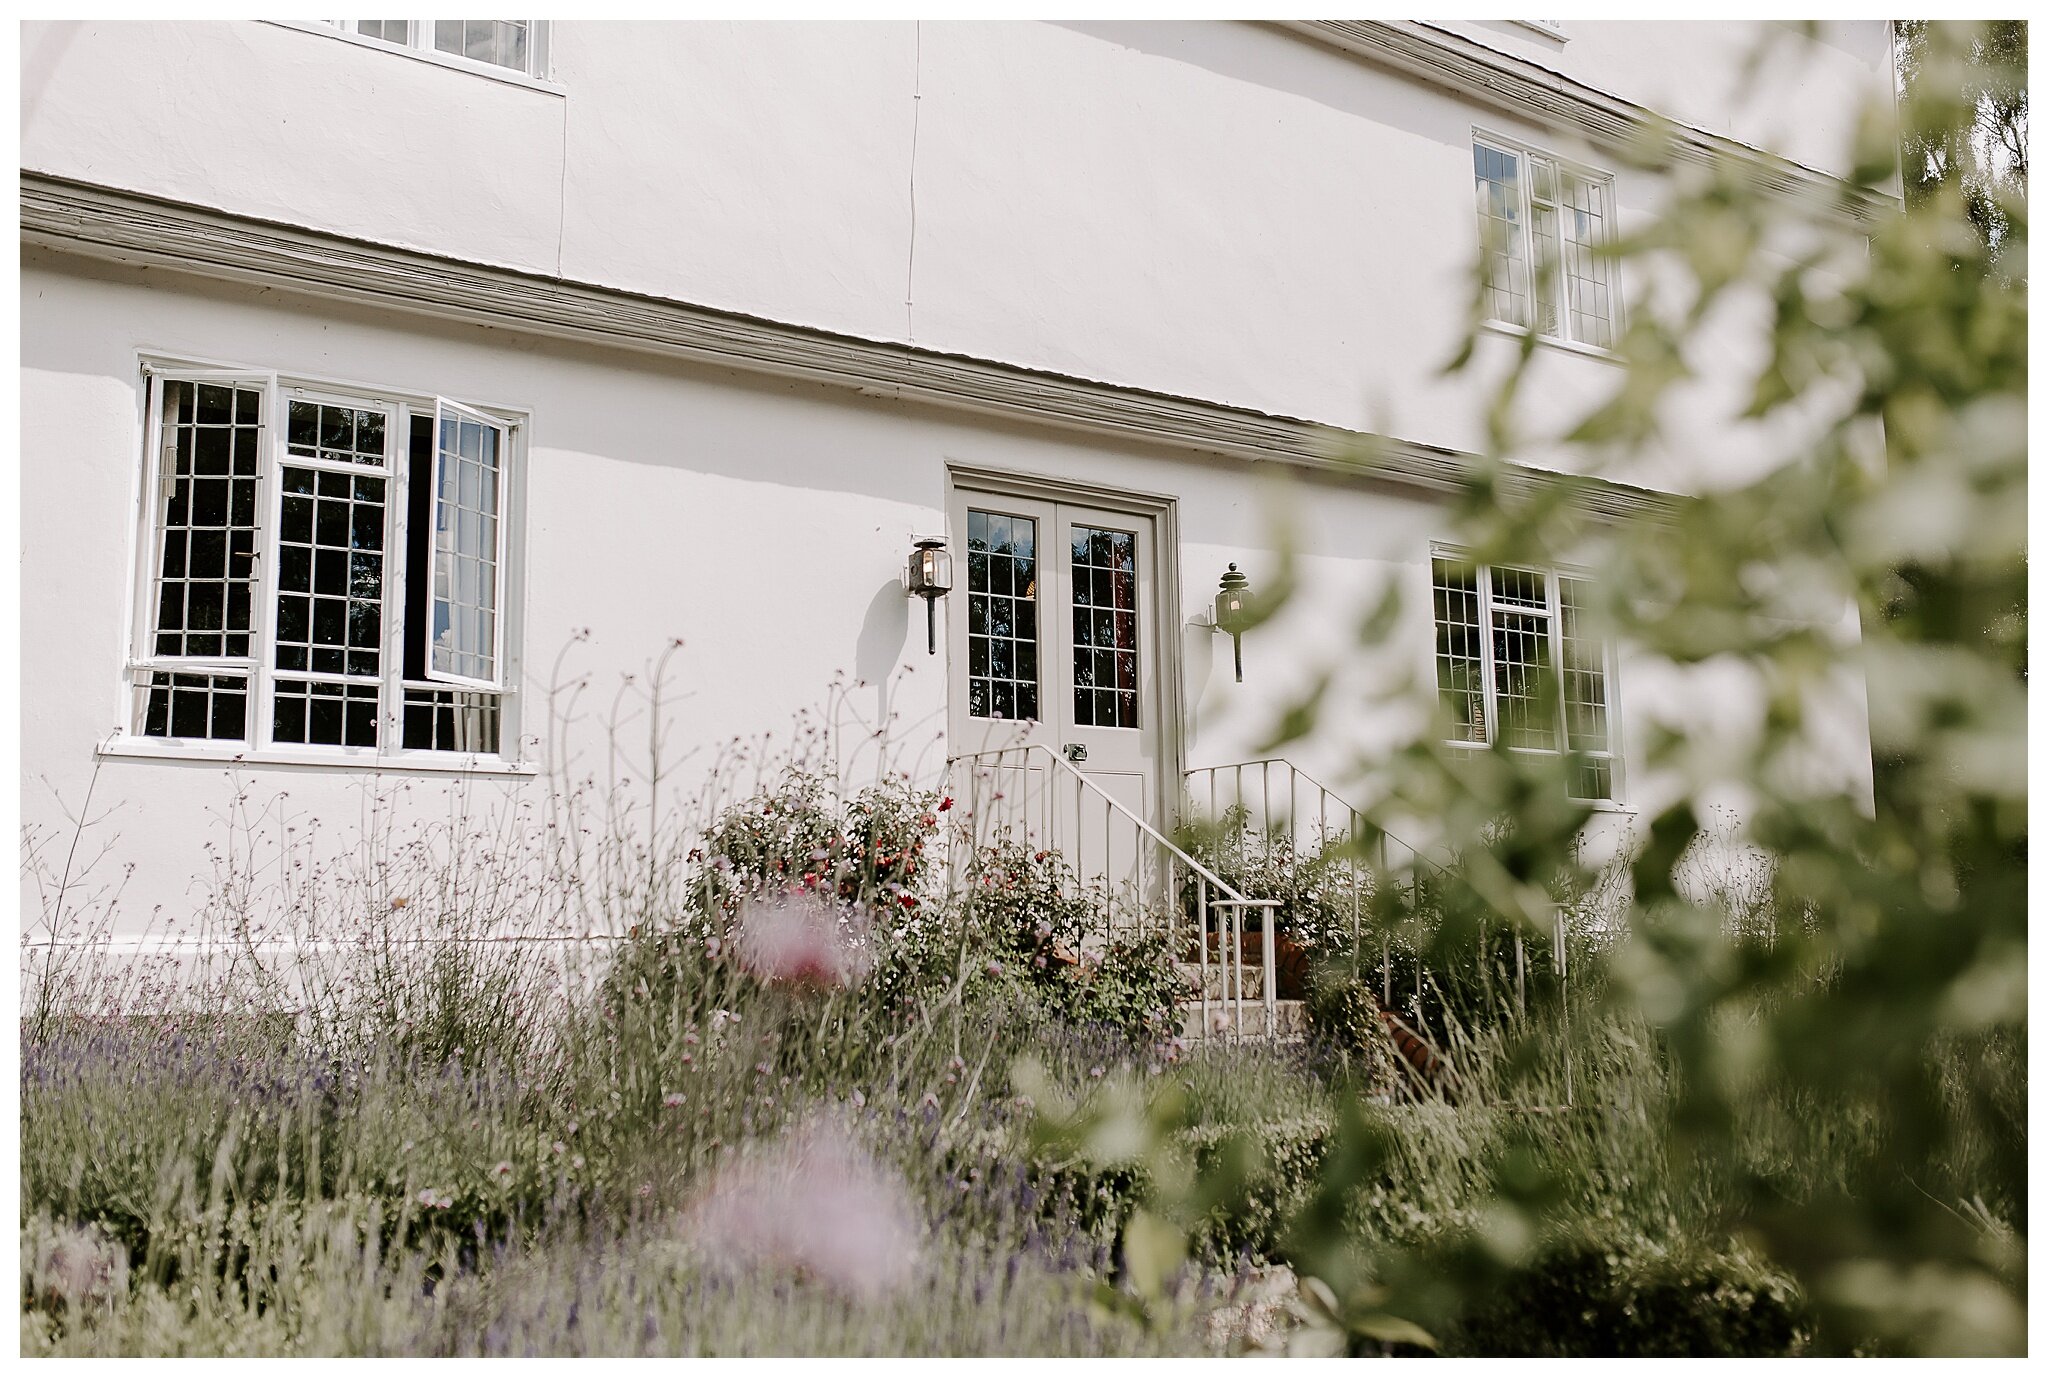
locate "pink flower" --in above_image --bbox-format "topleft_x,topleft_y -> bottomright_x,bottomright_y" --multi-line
683,1117 -> 921,1302
34,1222 -> 127,1308
734,892 -> 873,990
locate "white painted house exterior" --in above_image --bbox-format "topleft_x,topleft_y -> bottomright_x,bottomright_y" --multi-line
20,20 -> 1893,955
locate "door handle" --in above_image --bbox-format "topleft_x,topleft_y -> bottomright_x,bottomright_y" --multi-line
1063,743 -> 1088,763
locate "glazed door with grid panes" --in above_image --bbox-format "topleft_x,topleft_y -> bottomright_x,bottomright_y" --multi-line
948,487 -> 1164,886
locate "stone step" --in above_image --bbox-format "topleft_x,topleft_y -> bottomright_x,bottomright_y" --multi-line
1179,997 -> 1307,1042
1175,960 -> 1272,1001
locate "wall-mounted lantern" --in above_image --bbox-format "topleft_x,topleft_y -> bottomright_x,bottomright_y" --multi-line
1213,563 -> 1254,682
906,536 -> 953,655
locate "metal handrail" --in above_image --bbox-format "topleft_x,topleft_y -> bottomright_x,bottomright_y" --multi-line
946,743 -> 1281,1042
1184,756 -> 1561,1029
1185,756 -> 1447,876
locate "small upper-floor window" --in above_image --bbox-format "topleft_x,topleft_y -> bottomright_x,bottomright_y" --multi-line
1472,136 -> 1618,351
327,20 -> 550,78
1431,551 -> 1616,802
123,363 -> 524,763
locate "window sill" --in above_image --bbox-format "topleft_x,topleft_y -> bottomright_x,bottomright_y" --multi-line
1439,740 -> 1633,814
96,736 -> 537,777
264,21 -> 564,96
1480,319 -> 1624,365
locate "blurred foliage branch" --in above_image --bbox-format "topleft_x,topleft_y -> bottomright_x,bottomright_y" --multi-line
1257,19 -> 2026,1356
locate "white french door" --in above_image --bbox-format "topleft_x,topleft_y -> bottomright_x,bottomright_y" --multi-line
947,481 -> 1167,880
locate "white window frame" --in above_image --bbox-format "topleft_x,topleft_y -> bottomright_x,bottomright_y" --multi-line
113,357 -> 529,772
331,19 -> 549,79
1472,131 -> 1622,355
1430,545 -> 1623,806
425,397 -> 512,692
273,20 -> 556,88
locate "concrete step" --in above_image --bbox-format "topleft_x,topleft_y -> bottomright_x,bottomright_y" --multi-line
1174,960 -> 1271,1001
1179,997 -> 1307,1042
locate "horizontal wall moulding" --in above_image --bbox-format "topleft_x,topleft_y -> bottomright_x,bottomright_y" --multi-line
22,171 -> 1674,523
1278,20 -> 1901,228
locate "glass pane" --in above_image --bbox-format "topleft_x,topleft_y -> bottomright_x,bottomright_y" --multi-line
148,381 -> 263,674
288,400 -> 389,467
1069,524 -> 1139,729
272,679 -> 380,748
430,406 -> 504,684
140,672 -> 247,742
1560,171 -> 1614,349
1432,557 -> 1486,743
1492,565 -> 1549,609
276,464 -> 384,693
1492,610 -> 1554,750
403,685 -> 501,753
1559,576 -> 1612,799
965,509 -> 1038,721
1474,143 -> 1531,328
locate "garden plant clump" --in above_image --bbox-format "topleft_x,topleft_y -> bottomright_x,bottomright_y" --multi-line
24,698 -> 2012,1357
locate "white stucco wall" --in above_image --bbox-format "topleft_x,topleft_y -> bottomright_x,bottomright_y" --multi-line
20,251 -> 1877,943
1446,19 -> 1896,185
20,20 -> 1894,497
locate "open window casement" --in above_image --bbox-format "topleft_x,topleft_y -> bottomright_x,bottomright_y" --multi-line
131,368 -> 278,740
424,397 -> 509,691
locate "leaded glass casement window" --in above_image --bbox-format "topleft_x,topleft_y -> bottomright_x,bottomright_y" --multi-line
324,20 -> 550,78
129,368 -> 519,761
966,509 -> 1040,722
1472,137 -> 1618,351
1431,554 -> 1616,802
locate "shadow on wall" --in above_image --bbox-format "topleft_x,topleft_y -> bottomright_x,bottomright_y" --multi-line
854,575 -> 911,725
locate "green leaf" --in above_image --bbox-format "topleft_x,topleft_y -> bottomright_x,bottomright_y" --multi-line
1121,1207 -> 1184,1303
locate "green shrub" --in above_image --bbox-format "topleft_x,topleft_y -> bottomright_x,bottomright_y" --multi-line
1181,1114 -> 1334,1264
1444,1234 -> 1810,1357
1302,964 -> 1401,1096
948,841 -> 1184,1042
695,767 -> 944,919
1174,804 -> 1372,956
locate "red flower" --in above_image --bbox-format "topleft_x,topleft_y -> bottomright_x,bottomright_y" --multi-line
938,797 -> 954,812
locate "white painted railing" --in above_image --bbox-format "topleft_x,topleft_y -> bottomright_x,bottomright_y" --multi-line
944,744 -> 1281,1043
1184,757 -> 1547,1026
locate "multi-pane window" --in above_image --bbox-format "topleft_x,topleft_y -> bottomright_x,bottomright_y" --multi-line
324,20 -> 550,78
1472,138 -> 1617,350
1070,526 -> 1139,729
129,368 -> 519,760
1430,554 -> 1616,801
965,510 -> 1039,722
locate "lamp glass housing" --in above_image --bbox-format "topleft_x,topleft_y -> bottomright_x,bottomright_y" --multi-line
1214,564 -> 1254,635
908,541 -> 952,596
